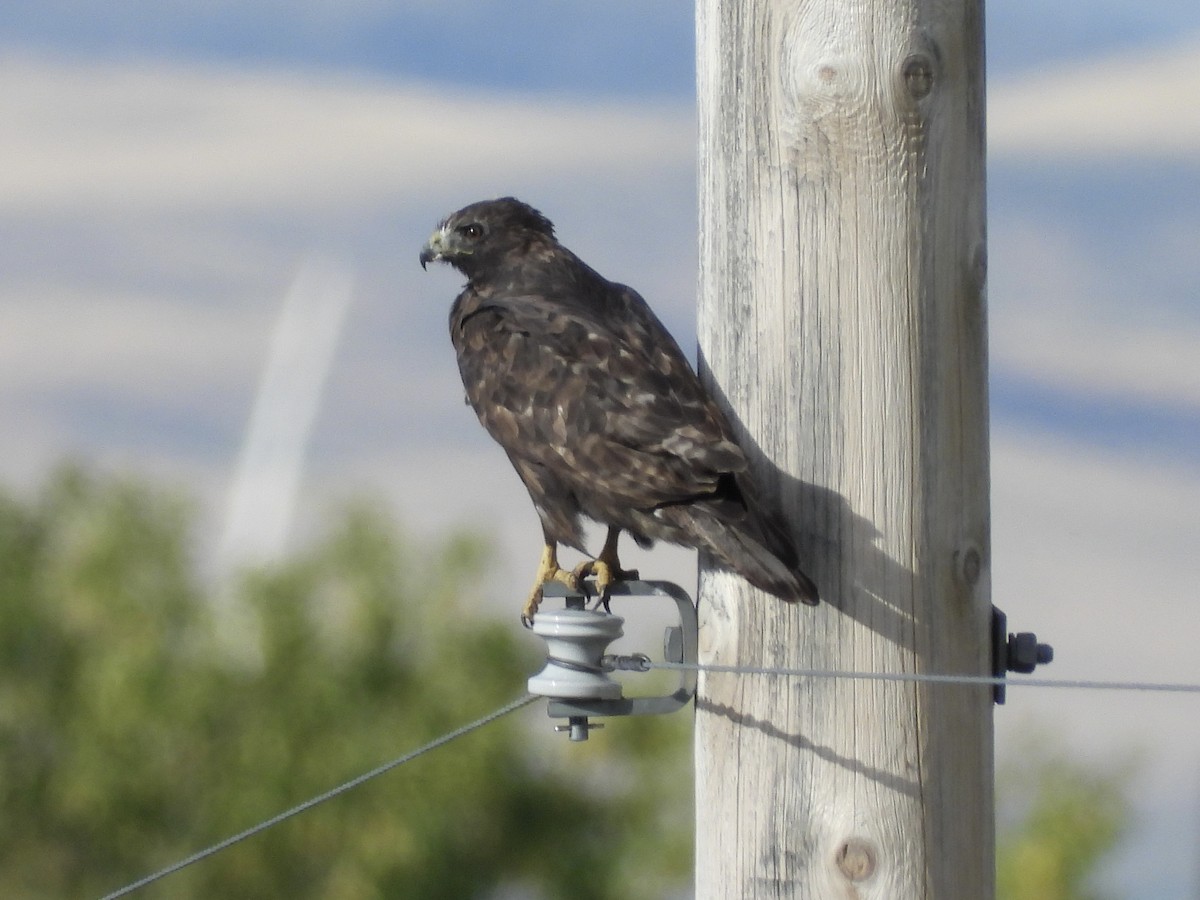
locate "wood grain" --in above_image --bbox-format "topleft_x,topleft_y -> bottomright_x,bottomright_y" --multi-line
694,0 -> 992,896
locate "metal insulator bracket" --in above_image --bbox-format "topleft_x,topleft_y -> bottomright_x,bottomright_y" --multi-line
526,580 -> 698,740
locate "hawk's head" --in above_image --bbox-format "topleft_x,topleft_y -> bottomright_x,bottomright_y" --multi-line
420,197 -> 556,278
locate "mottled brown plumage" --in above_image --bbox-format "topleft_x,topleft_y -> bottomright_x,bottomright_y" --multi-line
420,197 -> 818,621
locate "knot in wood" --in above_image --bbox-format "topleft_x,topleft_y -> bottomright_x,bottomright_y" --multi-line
957,543 -> 983,586
902,53 -> 935,100
972,243 -> 988,292
836,837 -> 877,882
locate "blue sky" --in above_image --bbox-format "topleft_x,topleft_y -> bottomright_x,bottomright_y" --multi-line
989,155 -> 1200,465
3,0 -> 1198,86
2,3 -> 1199,897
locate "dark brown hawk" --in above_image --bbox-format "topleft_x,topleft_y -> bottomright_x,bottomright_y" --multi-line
420,197 -> 818,623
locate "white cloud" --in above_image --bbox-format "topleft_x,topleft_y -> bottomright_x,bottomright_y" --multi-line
989,221 -> 1200,413
995,309 -> 1199,412
0,56 -> 693,214
990,36 -> 1200,160
0,54 -> 697,505
0,287 -> 268,398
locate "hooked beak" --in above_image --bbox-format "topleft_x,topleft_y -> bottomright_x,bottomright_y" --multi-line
419,227 -> 448,270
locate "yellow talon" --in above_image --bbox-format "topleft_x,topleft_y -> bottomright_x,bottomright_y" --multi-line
522,542 -> 579,626
571,527 -> 638,598
522,529 -> 640,625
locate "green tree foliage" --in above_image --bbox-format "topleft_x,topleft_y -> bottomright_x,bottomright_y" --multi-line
996,729 -> 1135,900
3,465 -> 1139,900
0,466 -> 691,899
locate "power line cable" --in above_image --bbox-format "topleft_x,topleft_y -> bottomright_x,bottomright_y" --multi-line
93,661 -> 1200,899
98,693 -> 538,900
648,660 -> 1200,694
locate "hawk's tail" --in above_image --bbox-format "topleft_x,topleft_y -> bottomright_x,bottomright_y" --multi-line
672,504 -> 820,605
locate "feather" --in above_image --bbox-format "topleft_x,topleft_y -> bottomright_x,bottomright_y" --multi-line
423,197 -> 819,606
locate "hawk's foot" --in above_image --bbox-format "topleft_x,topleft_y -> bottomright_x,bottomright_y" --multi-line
571,558 -> 639,599
521,543 -> 580,628
571,527 -> 638,612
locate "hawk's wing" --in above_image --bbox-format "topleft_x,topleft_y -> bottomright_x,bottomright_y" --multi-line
452,285 -> 745,511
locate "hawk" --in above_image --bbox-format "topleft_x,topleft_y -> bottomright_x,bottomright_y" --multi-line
420,197 -> 818,623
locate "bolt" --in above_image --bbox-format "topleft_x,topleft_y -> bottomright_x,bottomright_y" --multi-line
554,715 -> 604,742
1007,632 -> 1054,674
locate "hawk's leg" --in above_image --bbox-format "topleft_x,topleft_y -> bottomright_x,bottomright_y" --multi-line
572,526 -> 639,609
521,541 -> 580,627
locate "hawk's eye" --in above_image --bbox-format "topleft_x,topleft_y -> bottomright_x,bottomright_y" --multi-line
457,223 -> 484,239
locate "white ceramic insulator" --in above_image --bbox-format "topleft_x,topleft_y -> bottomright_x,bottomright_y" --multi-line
526,609 -> 625,700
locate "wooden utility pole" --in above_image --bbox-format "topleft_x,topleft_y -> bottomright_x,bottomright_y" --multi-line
695,0 -> 991,896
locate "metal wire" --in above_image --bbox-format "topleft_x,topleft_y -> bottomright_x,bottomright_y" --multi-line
648,660 -> 1200,694
92,658 -> 1200,899
97,693 -> 539,900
